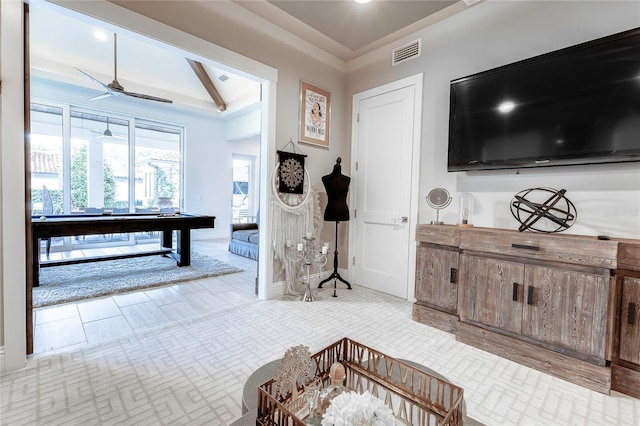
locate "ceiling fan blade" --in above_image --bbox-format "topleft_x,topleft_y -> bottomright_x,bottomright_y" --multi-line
77,34 -> 173,104
74,67 -> 110,91
122,90 -> 173,103
87,92 -> 114,101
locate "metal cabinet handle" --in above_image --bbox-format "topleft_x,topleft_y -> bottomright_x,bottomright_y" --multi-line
527,286 -> 535,305
512,283 -> 519,302
629,302 -> 637,326
449,267 -> 457,284
512,243 -> 540,251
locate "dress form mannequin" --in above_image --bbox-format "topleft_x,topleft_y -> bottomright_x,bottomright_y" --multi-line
322,159 -> 350,222
319,158 -> 352,292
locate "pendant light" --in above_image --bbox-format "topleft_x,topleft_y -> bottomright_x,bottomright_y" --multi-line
103,118 -> 112,137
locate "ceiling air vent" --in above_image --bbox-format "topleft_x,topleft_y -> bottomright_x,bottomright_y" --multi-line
392,38 -> 421,66
218,74 -> 229,82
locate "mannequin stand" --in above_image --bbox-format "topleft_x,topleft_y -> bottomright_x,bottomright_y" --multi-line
318,221 -> 352,295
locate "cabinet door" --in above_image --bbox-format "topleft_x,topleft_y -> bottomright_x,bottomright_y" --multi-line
620,276 -> 640,365
522,265 -> 609,359
415,245 -> 459,314
458,254 -> 524,333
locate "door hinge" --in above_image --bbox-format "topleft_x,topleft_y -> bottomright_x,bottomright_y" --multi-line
355,161 -> 358,171
357,113 -> 359,123
352,256 -> 356,266
354,209 -> 356,218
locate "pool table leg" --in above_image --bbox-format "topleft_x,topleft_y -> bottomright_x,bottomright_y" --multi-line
176,229 -> 191,266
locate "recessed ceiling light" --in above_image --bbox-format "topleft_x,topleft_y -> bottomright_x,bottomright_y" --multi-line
498,101 -> 516,114
354,0 -> 371,4
93,30 -> 108,41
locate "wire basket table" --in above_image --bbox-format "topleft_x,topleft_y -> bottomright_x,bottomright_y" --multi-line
257,337 -> 465,426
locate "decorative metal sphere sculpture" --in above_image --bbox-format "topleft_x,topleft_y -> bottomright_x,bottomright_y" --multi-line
510,187 -> 576,233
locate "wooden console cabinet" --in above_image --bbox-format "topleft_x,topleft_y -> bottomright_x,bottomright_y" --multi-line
612,243 -> 640,398
413,224 -> 640,397
412,226 -> 460,333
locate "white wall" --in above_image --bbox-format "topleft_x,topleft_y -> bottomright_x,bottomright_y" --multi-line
225,107 -> 260,141
348,0 -> 640,239
0,0 -> 28,372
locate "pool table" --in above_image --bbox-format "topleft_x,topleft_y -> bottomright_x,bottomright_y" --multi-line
31,212 -> 215,287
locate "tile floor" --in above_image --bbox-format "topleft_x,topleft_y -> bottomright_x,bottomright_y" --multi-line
34,236 -> 258,355
3,235 -> 635,425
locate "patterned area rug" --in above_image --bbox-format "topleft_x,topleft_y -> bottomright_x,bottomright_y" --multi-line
33,252 -> 243,308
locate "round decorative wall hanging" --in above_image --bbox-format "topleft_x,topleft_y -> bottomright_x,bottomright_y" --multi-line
271,164 -> 311,210
272,141 -> 311,210
510,187 -> 576,233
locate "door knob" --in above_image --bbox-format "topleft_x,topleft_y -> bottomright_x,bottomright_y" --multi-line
392,217 -> 408,224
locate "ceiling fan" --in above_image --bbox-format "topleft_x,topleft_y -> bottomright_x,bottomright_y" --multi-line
75,33 -> 173,104
91,117 -> 127,140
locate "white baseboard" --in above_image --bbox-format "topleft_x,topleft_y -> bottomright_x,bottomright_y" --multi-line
269,268 -> 351,300
192,229 -> 226,240
269,280 -> 286,299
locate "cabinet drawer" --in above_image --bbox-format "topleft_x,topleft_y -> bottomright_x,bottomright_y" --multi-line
416,224 -> 460,246
460,228 -> 618,269
619,242 -> 640,272
619,276 -> 640,365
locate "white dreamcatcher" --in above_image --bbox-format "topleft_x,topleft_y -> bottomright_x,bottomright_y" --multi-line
270,141 -> 322,295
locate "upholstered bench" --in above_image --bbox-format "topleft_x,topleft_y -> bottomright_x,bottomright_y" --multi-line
229,223 -> 259,260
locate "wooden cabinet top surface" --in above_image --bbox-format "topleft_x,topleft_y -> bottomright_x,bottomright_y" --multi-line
416,224 -> 640,270
619,242 -> 640,271
416,224 -> 460,246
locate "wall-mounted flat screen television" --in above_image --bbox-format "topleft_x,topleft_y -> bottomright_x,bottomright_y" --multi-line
448,27 -> 640,172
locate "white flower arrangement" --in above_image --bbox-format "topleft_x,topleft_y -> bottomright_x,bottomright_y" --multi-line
321,390 -> 396,426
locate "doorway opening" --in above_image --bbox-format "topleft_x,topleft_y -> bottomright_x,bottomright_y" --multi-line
232,155 -> 257,224
26,1 -> 269,356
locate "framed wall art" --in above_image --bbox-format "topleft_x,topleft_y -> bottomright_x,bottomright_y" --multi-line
299,81 -> 330,148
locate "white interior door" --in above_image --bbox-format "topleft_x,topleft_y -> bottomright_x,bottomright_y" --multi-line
350,76 -> 422,299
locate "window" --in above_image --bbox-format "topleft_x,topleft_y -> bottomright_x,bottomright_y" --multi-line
134,121 -> 182,211
30,104 -> 64,215
30,102 -> 184,250
69,112 -> 130,211
232,155 -> 256,223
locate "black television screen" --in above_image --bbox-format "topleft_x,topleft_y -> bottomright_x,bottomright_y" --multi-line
448,27 -> 640,172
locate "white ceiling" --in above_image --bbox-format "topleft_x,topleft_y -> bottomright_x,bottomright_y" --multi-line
235,0 -> 464,61
29,3 -> 262,115
29,1 -> 474,114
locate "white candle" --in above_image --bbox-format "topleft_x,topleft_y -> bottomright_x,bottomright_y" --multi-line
297,243 -> 304,251
322,246 -> 328,255
306,232 -> 313,239
286,240 -> 292,247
